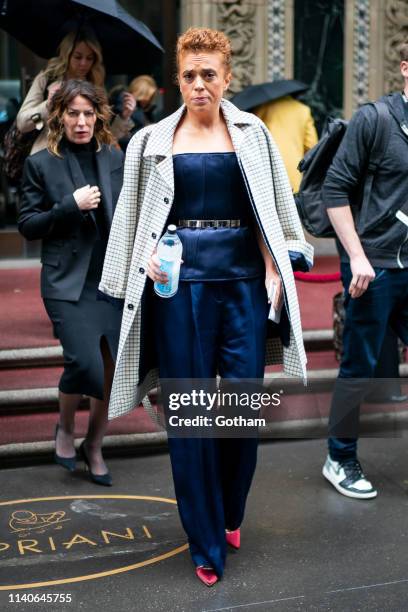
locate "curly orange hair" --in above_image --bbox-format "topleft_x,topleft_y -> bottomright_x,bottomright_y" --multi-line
176,27 -> 232,73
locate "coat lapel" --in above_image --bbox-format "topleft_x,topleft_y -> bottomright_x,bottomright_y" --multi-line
156,156 -> 175,196
142,105 -> 186,196
95,146 -> 113,226
65,144 -> 87,190
220,98 -> 250,154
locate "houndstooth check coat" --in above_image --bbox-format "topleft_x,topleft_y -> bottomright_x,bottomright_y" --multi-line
99,99 -> 314,420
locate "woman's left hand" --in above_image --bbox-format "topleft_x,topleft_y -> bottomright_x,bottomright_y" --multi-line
265,269 -> 283,309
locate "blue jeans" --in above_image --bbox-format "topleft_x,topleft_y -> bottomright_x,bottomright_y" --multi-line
329,263 -> 408,462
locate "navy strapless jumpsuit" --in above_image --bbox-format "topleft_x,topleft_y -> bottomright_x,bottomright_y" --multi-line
153,153 -> 269,577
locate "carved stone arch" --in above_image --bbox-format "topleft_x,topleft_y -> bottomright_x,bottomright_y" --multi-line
218,1 -> 257,93
383,0 -> 408,93
345,0 -> 408,118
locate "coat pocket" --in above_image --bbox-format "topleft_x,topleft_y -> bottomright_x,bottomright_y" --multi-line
41,252 -> 60,267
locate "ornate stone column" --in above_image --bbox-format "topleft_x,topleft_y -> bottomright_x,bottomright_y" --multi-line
180,0 -> 219,30
383,0 -> 408,92
344,0 -> 371,118
344,0 -> 408,119
267,0 -> 294,81
181,0 -> 270,93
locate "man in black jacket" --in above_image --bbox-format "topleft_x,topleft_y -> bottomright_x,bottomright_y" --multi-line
321,42 -> 408,499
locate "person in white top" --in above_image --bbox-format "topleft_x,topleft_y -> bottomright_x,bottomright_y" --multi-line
17,29 -> 135,155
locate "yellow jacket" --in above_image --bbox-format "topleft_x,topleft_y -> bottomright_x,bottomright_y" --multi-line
254,96 -> 318,192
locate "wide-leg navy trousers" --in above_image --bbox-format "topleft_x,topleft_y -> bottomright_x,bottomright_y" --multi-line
153,277 -> 268,577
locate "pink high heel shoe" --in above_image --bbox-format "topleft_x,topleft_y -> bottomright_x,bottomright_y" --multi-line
195,566 -> 219,587
225,528 -> 241,549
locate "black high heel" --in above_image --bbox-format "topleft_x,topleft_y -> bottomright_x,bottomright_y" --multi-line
54,424 -> 76,472
79,440 -> 112,487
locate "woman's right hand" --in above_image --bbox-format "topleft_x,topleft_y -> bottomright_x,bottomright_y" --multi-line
120,92 -> 137,121
73,185 -> 101,211
147,249 -> 168,284
46,82 -> 61,108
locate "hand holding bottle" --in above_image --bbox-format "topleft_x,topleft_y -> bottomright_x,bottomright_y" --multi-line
147,249 -> 168,284
153,225 -> 183,298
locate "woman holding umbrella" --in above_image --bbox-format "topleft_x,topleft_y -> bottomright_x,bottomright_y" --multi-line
16,29 -> 136,155
18,80 -> 124,486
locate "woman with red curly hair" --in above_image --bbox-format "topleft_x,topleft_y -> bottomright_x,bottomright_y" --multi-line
100,28 -> 312,585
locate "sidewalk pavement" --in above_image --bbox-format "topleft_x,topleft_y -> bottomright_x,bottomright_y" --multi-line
1,436 -> 408,612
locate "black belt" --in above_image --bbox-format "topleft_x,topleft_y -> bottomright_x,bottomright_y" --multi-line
178,219 -> 241,229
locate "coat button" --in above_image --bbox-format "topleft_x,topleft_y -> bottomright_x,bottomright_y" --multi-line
127,303 -> 134,310
151,232 -> 157,239
139,267 -> 145,274
164,197 -> 169,204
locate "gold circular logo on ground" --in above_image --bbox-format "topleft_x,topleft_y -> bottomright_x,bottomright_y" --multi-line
0,495 -> 188,590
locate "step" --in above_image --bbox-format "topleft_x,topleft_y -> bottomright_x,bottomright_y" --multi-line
0,388 -> 89,413
0,366 -> 341,412
0,365 -> 62,391
0,432 -> 168,465
1,402 -> 408,464
0,346 -> 63,369
0,330 -> 335,370
2,364 -> 408,415
0,406 -> 161,448
303,329 -> 334,351
0,350 -> 338,395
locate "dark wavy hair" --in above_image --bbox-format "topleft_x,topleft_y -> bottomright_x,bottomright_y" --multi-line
47,79 -> 114,157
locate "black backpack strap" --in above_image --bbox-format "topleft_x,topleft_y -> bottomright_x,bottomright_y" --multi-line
359,101 -> 392,223
366,101 -> 392,174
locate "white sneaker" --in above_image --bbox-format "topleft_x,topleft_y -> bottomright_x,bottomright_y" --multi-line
322,455 -> 377,499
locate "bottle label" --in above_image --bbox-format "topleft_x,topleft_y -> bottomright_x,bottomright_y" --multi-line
154,259 -> 180,297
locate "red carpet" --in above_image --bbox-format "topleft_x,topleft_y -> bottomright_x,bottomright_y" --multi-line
0,269 -> 58,349
0,366 -> 63,390
295,257 -> 342,330
0,258 -> 341,351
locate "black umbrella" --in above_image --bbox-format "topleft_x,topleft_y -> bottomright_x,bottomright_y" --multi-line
230,80 -> 309,112
0,0 -> 164,74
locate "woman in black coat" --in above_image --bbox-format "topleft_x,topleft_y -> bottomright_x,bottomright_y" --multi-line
18,80 -> 124,486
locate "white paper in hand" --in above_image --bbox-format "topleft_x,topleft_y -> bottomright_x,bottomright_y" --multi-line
268,281 -> 282,323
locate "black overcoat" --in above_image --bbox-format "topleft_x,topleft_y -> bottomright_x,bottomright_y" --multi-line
18,141 -> 124,301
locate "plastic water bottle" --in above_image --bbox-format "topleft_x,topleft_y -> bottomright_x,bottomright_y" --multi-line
154,225 -> 183,298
